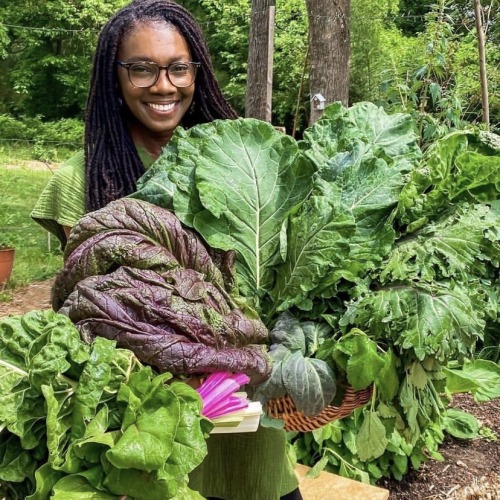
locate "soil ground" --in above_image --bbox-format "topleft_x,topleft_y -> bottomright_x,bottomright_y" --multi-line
0,278 -> 498,500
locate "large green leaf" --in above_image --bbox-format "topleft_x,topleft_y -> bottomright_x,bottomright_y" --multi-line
302,101 -> 421,171
444,359 -> 500,402
442,408 -> 480,439
269,182 -> 355,312
356,411 -> 388,461
187,118 -> 315,298
381,203 -> 500,283
340,282 -> 485,361
398,131 -> 500,230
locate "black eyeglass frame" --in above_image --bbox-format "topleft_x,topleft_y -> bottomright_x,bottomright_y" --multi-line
116,60 -> 201,88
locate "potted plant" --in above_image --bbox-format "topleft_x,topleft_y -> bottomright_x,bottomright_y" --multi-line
0,233 -> 16,285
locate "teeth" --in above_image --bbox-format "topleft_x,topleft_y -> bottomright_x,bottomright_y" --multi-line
148,102 -> 176,111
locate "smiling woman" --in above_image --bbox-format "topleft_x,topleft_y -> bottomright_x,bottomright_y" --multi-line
29,1 -> 302,499
31,0 -> 237,250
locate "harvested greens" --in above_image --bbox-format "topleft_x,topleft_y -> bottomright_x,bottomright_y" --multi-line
53,198 -> 271,385
1,101 -> 498,496
132,103 -> 499,482
0,311 -> 208,499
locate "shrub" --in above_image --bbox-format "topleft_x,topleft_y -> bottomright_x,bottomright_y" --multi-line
0,114 -> 83,147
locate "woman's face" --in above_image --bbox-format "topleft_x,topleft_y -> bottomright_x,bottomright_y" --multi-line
117,22 -> 195,141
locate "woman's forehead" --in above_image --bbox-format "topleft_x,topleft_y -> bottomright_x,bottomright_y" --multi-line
118,21 -> 191,60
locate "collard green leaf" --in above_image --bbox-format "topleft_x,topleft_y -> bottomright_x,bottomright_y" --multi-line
398,130 -> 500,229
329,156 -> 406,279
345,102 -> 421,160
302,320 -> 333,357
189,118 -> 315,298
132,159 -> 178,217
133,123 -> 218,227
381,203 -> 499,283
252,344 -> 290,403
340,282 -> 484,362
168,123 -> 218,225
269,311 -> 306,353
302,101 -> 420,169
281,351 -> 337,416
269,185 -> 355,312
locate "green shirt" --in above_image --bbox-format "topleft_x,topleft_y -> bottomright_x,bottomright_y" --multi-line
189,426 -> 299,500
31,150 -> 87,248
31,149 -> 155,248
30,150 -> 299,500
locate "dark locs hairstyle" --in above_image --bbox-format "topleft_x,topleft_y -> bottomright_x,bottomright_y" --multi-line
84,0 -> 238,212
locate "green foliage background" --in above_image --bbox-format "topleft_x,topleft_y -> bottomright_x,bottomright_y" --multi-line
0,0 -> 498,134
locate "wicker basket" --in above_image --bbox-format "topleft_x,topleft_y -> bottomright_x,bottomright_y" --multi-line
266,385 -> 373,432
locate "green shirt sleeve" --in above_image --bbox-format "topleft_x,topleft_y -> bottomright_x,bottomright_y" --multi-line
30,148 -> 155,249
30,151 -> 86,249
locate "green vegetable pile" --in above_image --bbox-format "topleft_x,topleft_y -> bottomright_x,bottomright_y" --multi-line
132,101 -> 500,482
1,101 -> 498,496
0,311 -> 209,499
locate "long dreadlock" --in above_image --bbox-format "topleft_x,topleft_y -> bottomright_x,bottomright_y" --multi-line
85,0 -> 238,212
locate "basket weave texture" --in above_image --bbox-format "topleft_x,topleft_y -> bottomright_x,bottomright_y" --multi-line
266,385 -> 373,432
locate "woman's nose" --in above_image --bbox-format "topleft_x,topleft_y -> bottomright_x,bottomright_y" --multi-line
150,69 -> 177,93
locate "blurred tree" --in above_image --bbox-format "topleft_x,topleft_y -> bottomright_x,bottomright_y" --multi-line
246,0 -> 275,121
0,0 -> 126,119
178,0 -> 308,131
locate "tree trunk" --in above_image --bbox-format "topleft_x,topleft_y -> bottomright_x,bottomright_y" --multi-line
473,0 -> 490,129
245,0 -> 275,122
306,0 -> 351,124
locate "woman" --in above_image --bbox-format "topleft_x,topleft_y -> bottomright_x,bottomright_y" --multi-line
31,1 -> 302,499
32,0 -> 236,249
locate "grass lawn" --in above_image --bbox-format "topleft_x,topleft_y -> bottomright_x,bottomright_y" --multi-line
0,165 -> 63,300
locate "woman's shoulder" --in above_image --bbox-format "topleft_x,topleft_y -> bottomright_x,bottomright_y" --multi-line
31,150 -> 86,248
53,150 -> 85,179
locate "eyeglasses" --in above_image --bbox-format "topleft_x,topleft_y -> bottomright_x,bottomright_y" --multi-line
116,60 -> 200,88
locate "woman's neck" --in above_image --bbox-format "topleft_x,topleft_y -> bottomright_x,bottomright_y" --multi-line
129,128 -> 174,160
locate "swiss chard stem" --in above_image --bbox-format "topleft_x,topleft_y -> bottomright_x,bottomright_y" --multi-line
0,359 -> 28,377
56,373 -> 78,390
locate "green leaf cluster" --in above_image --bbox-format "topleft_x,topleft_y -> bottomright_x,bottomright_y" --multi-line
133,100 -> 499,483
0,310 -> 208,499
253,312 -> 337,416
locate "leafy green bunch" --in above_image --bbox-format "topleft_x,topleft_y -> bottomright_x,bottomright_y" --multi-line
0,310 -> 209,500
132,101 -> 499,482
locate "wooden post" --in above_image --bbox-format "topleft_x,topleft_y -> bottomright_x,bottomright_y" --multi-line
245,0 -> 275,122
474,0 -> 490,129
